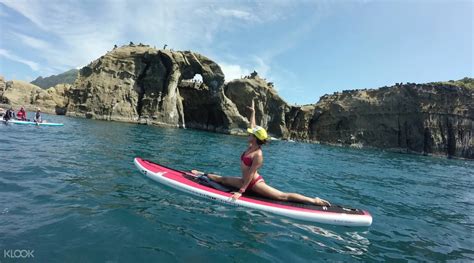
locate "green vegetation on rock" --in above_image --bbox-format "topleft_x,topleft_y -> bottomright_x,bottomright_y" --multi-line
31,69 -> 79,89
432,77 -> 474,90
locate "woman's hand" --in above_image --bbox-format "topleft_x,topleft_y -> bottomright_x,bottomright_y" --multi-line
230,192 -> 242,201
315,197 -> 331,207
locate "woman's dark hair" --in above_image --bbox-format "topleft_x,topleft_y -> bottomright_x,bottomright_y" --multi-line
256,138 -> 267,145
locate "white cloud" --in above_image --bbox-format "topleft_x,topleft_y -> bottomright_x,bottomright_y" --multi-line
1,1 -> 44,28
253,57 -> 271,78
0,0 -> 328,87
0,48 -> 39,71
220,62 -> 251,82
12,32 -> 50,50
2,0 -> 120,74
215,8 -> 257,21
1,0 -> 228,74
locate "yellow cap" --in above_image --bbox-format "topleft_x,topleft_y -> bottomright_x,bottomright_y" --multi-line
247,126 -> 268,141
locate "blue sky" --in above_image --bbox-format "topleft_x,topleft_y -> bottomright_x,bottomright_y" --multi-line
0,0 -> 472,104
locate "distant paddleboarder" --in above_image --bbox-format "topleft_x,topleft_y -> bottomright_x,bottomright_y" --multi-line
16,107 -> 27,121
192,100 -> 331,206
3,107 -> 15,121
33,108 -> 42,123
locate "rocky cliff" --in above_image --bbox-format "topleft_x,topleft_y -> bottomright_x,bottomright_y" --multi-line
66,44 -> 247,130
284,79 -> 473,158
223,73 -> 290,137
0,76 -> 70,114
0,76 -> 5,97
1,45 -> 472,158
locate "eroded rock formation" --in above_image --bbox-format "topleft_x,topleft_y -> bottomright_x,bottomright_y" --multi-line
287,80 -> 473,158
1,45 -> 472,158
66,45 -> 247,130
0,76 -> 70,114
35,84 -> 71,115
224,73 -> 290,137
285,105 -> 316,140
0,76 -> 5,97
1,80 -> 41,106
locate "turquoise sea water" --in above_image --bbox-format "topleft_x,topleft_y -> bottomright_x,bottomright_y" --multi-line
0,114 -> 473,262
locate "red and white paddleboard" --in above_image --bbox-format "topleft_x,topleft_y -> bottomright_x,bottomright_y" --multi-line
134,157 -> 373,227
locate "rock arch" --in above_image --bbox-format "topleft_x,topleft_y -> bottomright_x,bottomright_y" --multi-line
66,46 -> 245,130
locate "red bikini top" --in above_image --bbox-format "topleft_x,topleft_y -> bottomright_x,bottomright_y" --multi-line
241,152 -> 253,167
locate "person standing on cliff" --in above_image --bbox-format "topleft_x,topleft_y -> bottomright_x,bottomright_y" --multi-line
192,100 -> 331,206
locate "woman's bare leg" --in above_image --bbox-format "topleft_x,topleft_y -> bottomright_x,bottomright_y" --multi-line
191,170 -> 243,189
207,174 -> 243,189
252,182 -> 331,206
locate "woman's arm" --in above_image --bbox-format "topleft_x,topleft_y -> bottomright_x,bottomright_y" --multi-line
190,170 -> 219,177
248,100 -> 256,128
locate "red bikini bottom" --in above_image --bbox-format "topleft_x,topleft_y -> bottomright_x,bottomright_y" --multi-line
247,175 -> 264,190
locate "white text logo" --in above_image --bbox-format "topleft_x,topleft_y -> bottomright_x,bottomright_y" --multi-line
4,249 -> 35,258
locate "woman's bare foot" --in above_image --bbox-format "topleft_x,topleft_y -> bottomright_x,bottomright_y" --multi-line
191,170 -> 204,175
314,197 -> 331,206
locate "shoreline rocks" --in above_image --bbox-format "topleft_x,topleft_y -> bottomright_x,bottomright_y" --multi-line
0,76 -> 71,115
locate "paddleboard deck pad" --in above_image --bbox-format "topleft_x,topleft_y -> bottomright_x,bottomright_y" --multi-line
134,157 -> 372,226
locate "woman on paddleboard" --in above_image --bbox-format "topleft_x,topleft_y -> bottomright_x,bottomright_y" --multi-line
193,101 -> 331,206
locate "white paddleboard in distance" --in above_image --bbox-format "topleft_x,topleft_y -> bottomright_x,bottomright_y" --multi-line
1,120 -> 64,126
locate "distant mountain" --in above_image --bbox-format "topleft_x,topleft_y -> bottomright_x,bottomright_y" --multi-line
31,69 -> 79,89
